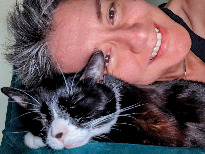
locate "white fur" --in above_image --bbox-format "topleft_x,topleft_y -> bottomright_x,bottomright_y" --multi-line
24,132 -> 46,149
112,83 -> 122,104
46,118 -> 90,150
46,115 -> 118,150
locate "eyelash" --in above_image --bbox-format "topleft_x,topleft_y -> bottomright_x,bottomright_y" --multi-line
108,2 -> 116,25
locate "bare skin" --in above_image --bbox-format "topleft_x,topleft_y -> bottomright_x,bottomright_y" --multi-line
164,0 -> 205,82
166,0 -> 205,39
48,0 -> 205,85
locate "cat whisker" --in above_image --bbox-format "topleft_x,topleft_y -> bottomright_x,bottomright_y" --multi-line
94,134 -> 113,142
29,109 -> 41,114
29,108 -> 40,111
73,79 -> 81,90
72,68 -> 84,90
33,116 -> 43,121
126,115 -> 136,119
114,122 -> 136,128
54,59 -> 70,95
9,111 -> 35,123
100,134 -> 113,142
110,127 -> 122,132
119,103 -> 146,113
8,131 -> 29,134
118,114 -> 137,119
70,70 -> 81,95
119,113 -> 140,117
76,117 -> 84,123
84,104 -> 144,129
107,96 -> 115,104
84,112 -> 117,129
118,113 -> 140,119
8,100 -> 35,105
24,102 -> 40,108
9,87 -> 41,105
8,100 -> 18,103
92,136 -> 102,141
41,125 -> 48,132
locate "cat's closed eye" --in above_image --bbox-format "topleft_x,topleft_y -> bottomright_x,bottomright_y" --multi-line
70,94 -> 86,108
59,97 -> 70,105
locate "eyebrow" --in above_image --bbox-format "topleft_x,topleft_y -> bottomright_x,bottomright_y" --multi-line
95,0 -> 102,22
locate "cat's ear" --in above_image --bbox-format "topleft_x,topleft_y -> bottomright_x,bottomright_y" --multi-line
80,51 -> 105,83
1,87 -> 33,109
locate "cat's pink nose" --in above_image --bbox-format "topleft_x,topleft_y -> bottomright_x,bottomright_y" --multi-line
52,131 -> 67,143
51,118 -> 69,142
55,132 -> 63,139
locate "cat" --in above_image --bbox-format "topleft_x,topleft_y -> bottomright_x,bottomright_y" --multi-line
1,51 -> 205,150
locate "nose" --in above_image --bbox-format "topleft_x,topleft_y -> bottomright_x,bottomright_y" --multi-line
52,130 -> 67,142
55,132 -> 63,139
111,23 -> 149,53
51,118 -> 69,142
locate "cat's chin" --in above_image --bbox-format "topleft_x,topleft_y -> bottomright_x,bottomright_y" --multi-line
64,142 -> 86,149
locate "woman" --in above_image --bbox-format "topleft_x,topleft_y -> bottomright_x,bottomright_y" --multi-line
6,0 -> 205,87
47,0 -> 205,85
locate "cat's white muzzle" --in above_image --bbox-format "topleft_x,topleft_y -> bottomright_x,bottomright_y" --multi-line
46,116 -> 118,150
46,118 -> 91,150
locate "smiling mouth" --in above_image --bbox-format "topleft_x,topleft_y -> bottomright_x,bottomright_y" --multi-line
150,27 -> 162,60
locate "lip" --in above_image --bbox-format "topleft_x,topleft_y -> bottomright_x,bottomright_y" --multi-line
149,24 -> 168,64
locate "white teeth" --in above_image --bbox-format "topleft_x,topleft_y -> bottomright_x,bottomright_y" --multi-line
156,39 -> 161,47
105,52 -> 110,66
155,28 -> 159,33
153,46 -> 160,52
157,32 -> 162,40
151,52 -> 158,57
150,27 -> 162,60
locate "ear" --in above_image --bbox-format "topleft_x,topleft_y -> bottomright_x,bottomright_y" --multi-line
80,51 -> 105,83
1,87 -> 33,109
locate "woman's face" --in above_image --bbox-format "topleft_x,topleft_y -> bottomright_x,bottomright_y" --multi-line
49,0 -> 191,85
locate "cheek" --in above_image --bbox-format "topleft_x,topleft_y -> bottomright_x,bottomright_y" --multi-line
108,54 -> 163,85
165,25 -> 191,65
110,57 -> 142,83
174,27 -> 191,54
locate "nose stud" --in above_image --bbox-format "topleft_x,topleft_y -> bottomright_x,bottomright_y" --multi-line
55,132 -> 63,139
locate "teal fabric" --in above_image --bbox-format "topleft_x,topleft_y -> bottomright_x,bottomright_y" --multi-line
1,137 -> 205,154
1,73 -> 205,154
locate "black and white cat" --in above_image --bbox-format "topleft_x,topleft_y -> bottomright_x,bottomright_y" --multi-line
1,51 -> 205,150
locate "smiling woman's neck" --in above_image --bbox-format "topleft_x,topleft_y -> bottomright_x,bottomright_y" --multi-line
157,60 -> 186,82
157,52 -> 205,83
165,0 -> 205,39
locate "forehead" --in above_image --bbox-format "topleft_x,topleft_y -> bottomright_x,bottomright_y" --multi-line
49,0 -> 101,73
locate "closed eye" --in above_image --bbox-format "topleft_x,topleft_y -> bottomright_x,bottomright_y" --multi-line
59,97 -> 70,104
70,95 -> 86,108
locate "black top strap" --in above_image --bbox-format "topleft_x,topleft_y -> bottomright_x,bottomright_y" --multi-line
159,5 -> 205,63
